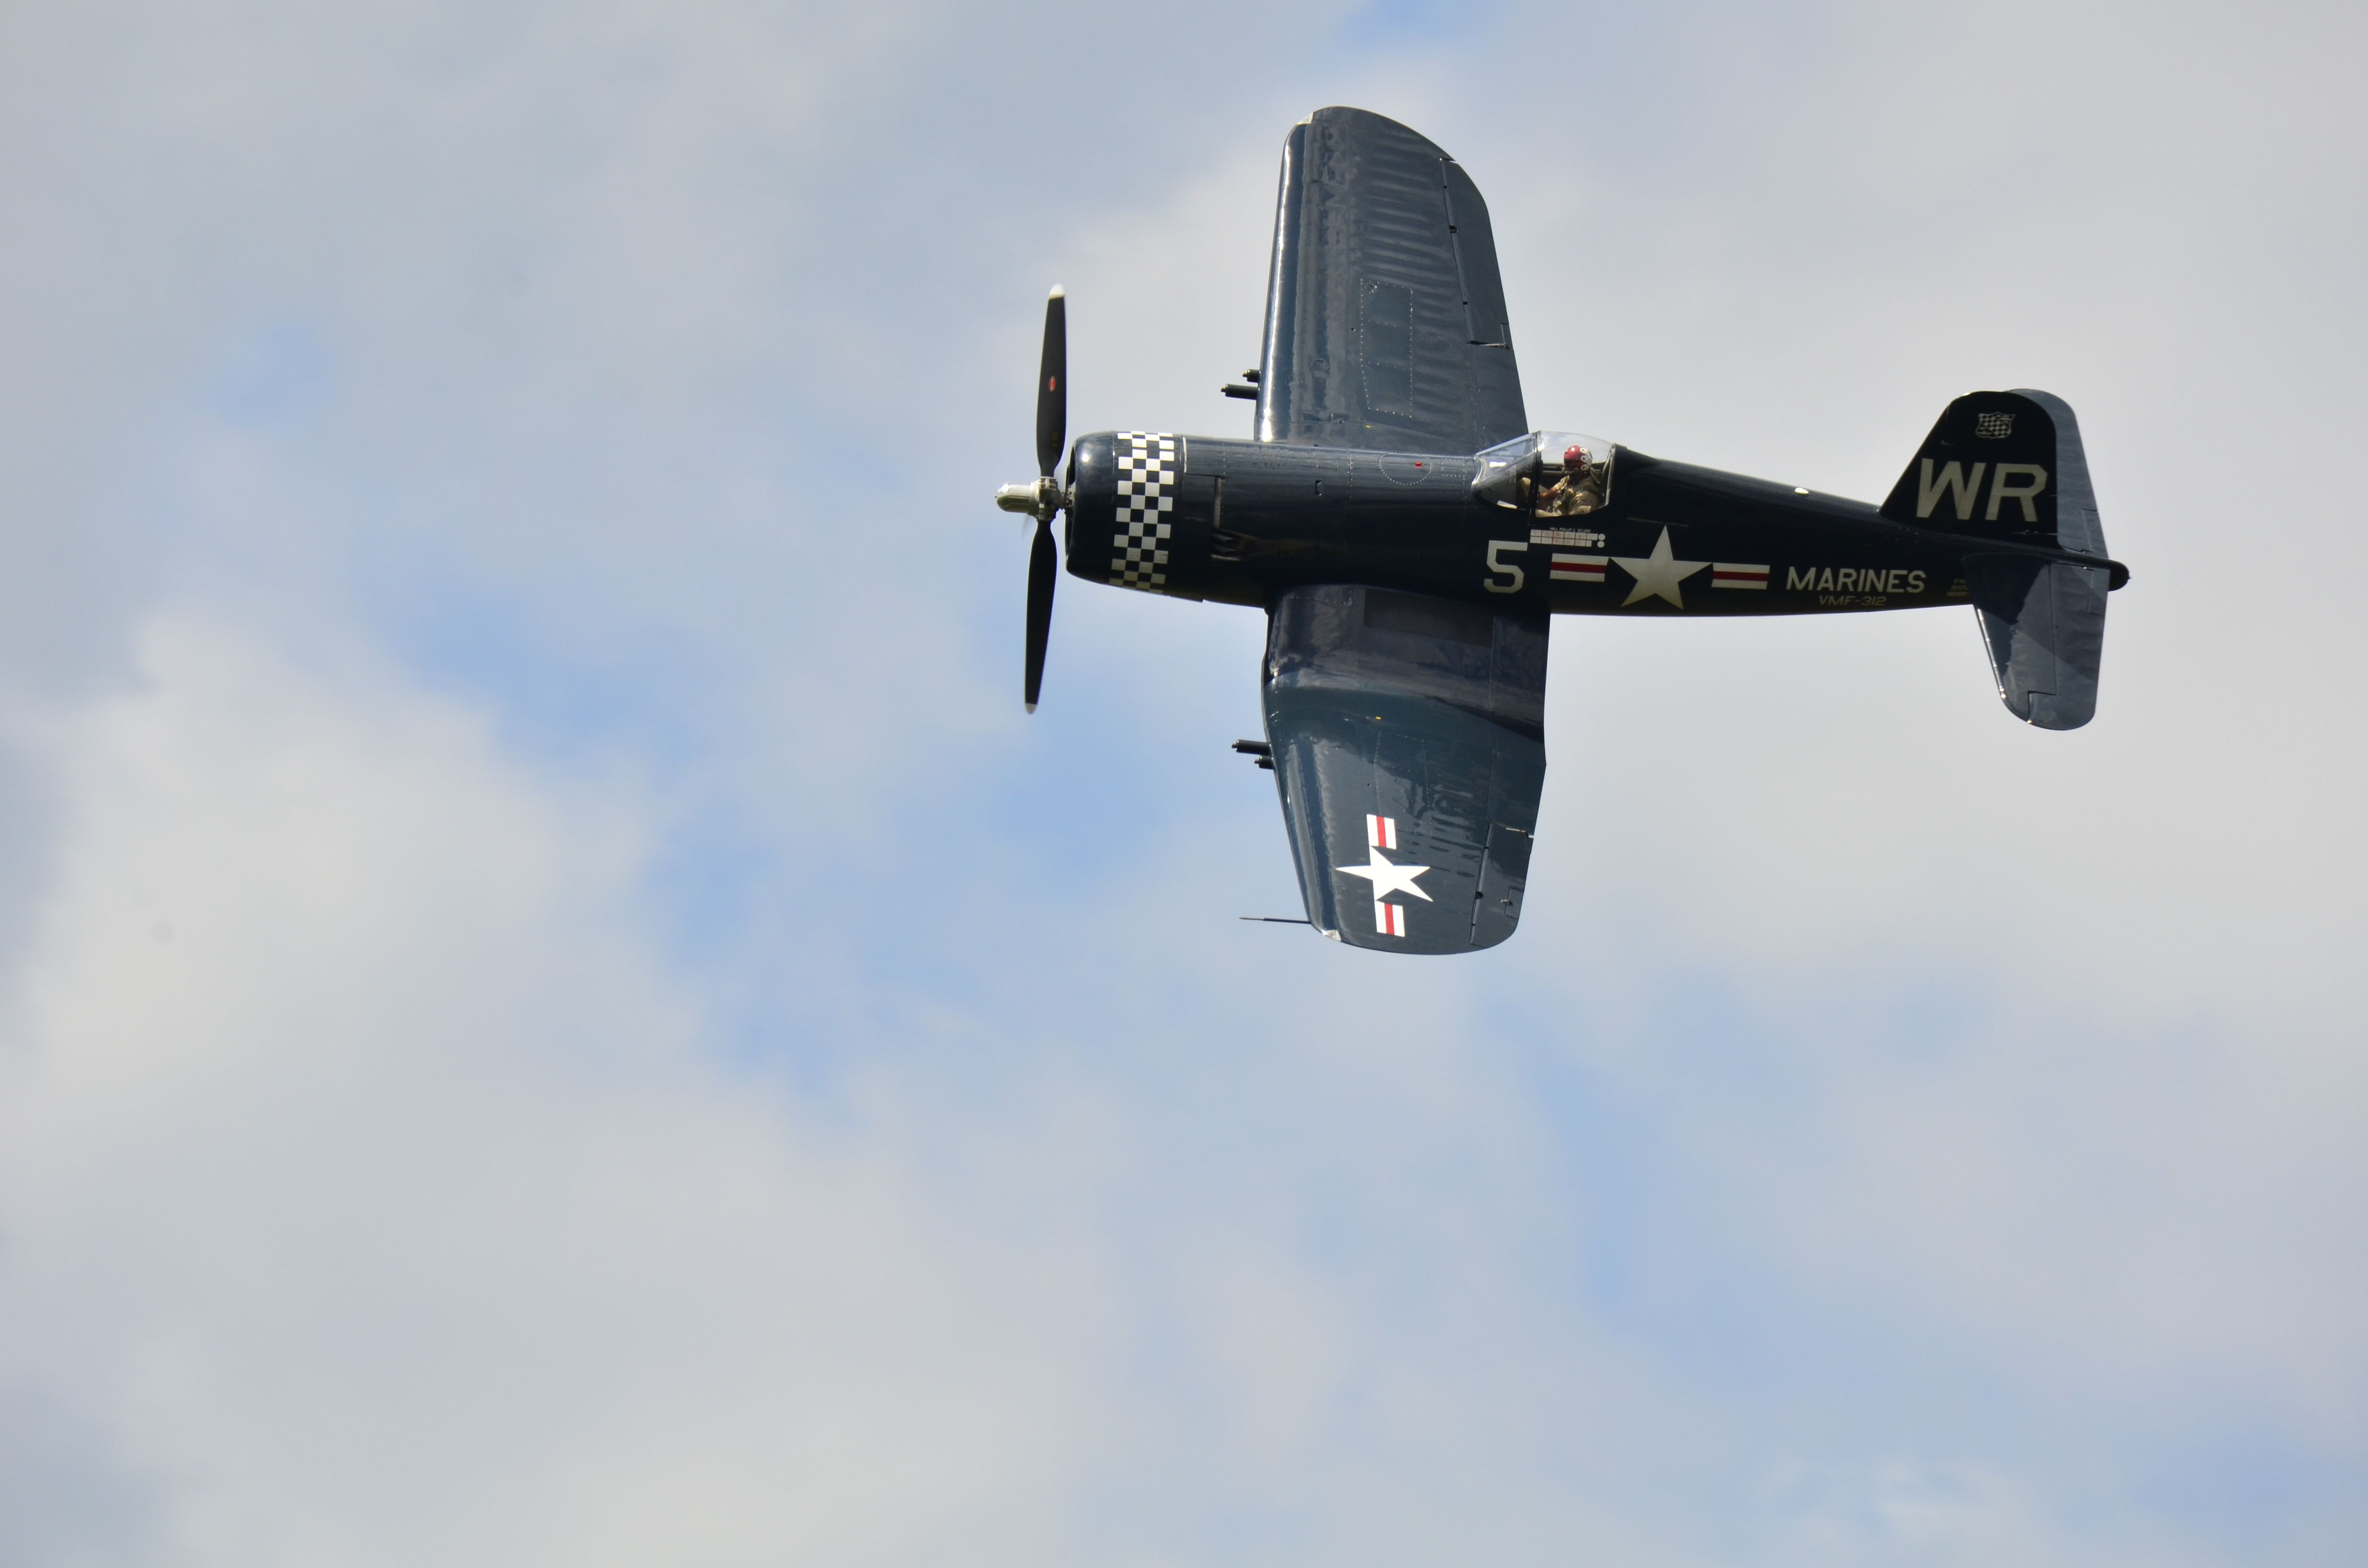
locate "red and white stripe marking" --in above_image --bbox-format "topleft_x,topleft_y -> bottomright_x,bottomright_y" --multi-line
1711,562 -> 1769,589
1365,817 -> 1410,934
1549,553 -> 1608,583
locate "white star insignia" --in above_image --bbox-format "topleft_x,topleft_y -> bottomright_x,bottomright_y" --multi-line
1612,526 -> 1708,609
1337,848 -> 1433,902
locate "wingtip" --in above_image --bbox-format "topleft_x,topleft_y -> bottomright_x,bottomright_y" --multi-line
1047,284 -> 1064,300
1024,701 -> 1037,715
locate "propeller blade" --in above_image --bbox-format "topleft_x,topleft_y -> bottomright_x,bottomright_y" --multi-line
1035,286 -> 1066,479
1024,515 -> 1057,712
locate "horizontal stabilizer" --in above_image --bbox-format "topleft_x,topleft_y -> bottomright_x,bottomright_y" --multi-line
1967,554 -> 2108,729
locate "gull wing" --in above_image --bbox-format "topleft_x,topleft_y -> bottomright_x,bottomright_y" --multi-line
1255,107 -> 1527,455
1261,586 -> 1547,954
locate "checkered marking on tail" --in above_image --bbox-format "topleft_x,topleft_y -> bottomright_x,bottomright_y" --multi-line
1110,432 -> 1179,588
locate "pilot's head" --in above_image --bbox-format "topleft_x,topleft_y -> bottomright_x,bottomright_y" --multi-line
1563,444 -> 1590,472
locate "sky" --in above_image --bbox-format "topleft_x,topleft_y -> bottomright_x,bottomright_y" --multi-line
0,0 -> 2363,1564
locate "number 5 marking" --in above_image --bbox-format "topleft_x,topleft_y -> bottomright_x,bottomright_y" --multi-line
1484,539 -> 1528,594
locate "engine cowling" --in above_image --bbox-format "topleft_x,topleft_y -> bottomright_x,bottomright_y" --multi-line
1064,431 -> 1213,601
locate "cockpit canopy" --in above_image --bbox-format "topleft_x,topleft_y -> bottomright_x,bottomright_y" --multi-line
1472,431 -> 1617,516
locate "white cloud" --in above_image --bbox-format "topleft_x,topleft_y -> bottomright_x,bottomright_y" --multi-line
0,617 -> 1112,1566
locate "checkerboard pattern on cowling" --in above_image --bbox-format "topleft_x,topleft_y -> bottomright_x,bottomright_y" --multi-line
1110,431 -> 1179,589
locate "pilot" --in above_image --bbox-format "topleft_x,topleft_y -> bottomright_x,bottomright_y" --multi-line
1536,444 -> 1596,515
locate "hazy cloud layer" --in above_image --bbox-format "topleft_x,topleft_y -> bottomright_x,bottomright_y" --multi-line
1,1 -> 2362,1563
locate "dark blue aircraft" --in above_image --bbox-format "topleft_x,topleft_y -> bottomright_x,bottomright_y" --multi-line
998,107 -> 2127,956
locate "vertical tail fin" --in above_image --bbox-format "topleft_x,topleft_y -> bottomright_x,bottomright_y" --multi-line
1887,390 -> 2115,729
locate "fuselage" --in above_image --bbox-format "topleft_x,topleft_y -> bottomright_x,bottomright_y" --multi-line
1065,431 -> 2109,617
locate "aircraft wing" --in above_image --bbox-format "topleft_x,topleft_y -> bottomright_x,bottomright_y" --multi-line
1256,107 -> 1528,456
1261,586 -> 1547,953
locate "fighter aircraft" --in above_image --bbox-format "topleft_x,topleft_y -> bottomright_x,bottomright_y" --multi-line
995,107 -> 2127,955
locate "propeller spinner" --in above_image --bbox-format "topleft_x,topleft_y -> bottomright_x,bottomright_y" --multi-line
993,286 -> 1069,712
